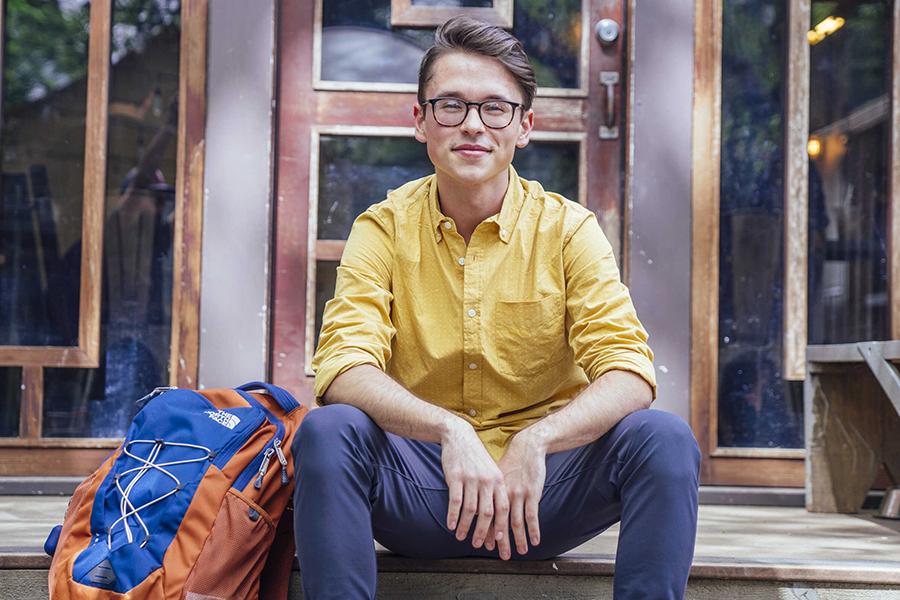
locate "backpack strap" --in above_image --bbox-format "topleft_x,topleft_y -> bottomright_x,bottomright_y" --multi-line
236,381 -> 300,413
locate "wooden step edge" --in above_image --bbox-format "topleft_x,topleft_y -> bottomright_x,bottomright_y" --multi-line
7,550 -> 900,586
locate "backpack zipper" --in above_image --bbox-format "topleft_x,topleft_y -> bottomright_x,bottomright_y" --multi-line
233,390 -> 289,492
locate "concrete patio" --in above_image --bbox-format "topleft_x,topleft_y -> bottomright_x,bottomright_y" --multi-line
2,495 -> 899,598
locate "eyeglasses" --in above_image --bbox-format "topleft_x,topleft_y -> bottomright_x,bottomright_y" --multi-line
422,97 -> 522,129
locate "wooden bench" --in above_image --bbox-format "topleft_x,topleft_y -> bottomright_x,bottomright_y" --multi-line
805,341 -> 900,513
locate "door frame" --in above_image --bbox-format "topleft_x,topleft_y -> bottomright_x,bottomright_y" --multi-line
271,0 -> 636,400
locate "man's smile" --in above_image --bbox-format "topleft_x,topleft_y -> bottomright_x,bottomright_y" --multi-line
452,143 -> 492,158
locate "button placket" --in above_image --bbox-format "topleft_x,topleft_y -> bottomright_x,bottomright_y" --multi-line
461,245 -> 483,419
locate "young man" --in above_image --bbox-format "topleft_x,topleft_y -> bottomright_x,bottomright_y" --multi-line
293,16 -> 700,600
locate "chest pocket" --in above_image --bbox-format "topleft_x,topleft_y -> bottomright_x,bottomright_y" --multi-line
492,293 -> 566,377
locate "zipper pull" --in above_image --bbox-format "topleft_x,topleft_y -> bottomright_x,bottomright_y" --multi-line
274,438 -> 289,486
254,447 -> 276,489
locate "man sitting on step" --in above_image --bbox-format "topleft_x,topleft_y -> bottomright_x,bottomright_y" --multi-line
292,16 -> 701,600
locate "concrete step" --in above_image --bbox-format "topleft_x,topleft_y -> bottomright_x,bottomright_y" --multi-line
4,552 -> 900,599
3,498 -> 899,599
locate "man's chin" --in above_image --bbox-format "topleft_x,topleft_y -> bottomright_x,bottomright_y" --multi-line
441,164 -> 505,187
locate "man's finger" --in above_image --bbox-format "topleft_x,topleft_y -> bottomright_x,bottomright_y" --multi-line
484,524 -> 496,552
509,493 -> 527,555
525,493 -> 541,547
446,477 -> 463,530
455,482 -> 478,541
470,485 -> 495,548
492,487 -> 511,560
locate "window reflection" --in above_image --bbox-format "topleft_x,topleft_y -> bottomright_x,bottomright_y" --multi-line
0,0 -> 91,346
321,0 -> 581,88
42,0 -> 180,438
317,136 -> 434,240
314,261 -> 340,352
317,135 -> 580,241
808,1 -> 890,344
0,368 -> 21,437
513,141 -> 578,204
717,0 -> 803,449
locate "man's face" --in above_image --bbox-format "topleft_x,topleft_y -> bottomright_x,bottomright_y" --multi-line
414,51 -> 534,188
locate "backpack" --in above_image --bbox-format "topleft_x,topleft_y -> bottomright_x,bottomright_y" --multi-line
45,381 -> 307,600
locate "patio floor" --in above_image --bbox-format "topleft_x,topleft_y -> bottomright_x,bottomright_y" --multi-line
2,495 -> 899,587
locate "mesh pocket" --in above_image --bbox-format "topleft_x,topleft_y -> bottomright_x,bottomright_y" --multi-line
184,488 -> 275,600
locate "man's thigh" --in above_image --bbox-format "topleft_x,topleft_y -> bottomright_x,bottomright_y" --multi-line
370,433 -> 479,558
371,432 -> 623,561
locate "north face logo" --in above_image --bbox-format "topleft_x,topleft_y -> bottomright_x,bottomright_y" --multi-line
204,410 -> 241,430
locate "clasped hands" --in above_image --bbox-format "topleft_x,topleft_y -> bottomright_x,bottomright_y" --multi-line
440,419 -> 547,560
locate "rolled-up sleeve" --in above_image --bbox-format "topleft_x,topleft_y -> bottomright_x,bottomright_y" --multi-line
312,209 -> 396,401
563,213 -> 657,398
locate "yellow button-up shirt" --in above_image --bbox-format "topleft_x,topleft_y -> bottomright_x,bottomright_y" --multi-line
313,166 -> 656,461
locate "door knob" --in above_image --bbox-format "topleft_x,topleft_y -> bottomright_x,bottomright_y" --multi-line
595,19 -> 619,45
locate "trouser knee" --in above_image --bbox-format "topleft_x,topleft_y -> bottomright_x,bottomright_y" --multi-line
292,403 -> 376,460
621,409 -> 701,480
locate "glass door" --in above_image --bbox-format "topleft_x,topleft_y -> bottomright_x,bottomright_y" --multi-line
271,0 -> 631,398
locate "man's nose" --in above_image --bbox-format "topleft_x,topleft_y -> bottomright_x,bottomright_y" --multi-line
459,105 -> 485,133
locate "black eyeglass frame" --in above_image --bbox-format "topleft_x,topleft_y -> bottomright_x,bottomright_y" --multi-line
421,97 -> 523,129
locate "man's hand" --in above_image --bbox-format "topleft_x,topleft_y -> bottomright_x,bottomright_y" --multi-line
441,420 -> 511,558
491,428 -> 547,557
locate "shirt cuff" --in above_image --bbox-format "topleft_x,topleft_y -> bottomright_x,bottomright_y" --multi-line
313,353 -> 382,405
589,356 -> 658,400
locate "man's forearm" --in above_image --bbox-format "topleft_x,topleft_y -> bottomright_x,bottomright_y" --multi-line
516,370 -> 653,455
323,363 -> 467,443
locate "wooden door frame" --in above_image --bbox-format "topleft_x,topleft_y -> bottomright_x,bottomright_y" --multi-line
690,0 -> 900,486
0,0 -> 208,475
271,0 -> 634,401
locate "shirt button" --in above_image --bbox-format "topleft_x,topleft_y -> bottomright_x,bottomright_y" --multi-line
468,362 -> 477,370
457,257 -> 465,266
467,308 -> 476,318
500,228 -> 508,238
467,408 -> 477,417
443,221 -> 452,230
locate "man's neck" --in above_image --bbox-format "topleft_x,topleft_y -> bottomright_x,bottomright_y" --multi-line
435,168 -> 510,244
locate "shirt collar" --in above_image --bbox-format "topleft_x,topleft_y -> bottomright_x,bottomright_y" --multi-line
429,165 -> 527,244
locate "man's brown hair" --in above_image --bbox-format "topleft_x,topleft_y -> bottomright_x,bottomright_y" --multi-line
417,16 -> 537,110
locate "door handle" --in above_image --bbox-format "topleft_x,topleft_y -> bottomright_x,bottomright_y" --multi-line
599,71 -> 619,140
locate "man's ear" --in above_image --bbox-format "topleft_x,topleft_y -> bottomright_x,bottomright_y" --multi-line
516,108 -> 534,149
413,103 -> 427,144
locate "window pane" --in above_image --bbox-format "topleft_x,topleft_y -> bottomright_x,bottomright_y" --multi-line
321,0 -> 582,88
314,260 -> 340,353
717,0 -> 803,449
513,141 -> 578,204
317,135 -> 433,240
0,368 -> 21,437
317,135 -> 580,241
42,0 -> 180,438
808,1 -> 890,344
0,0 -> 91,346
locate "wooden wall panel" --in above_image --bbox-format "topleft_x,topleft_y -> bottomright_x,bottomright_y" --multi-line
170,0 -> 209,388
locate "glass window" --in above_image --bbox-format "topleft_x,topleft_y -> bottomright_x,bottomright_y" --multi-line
0,0 -> 91,347
808,1 -> 890,344
314,260 -> 340,352
42,0 -> 181,438
317,135 -> 434,240
0,368 -> 21,437
317,135 -> 579,240
321,0 -> 582,89
513,140 -> 578,203
717,0 -> 803,449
